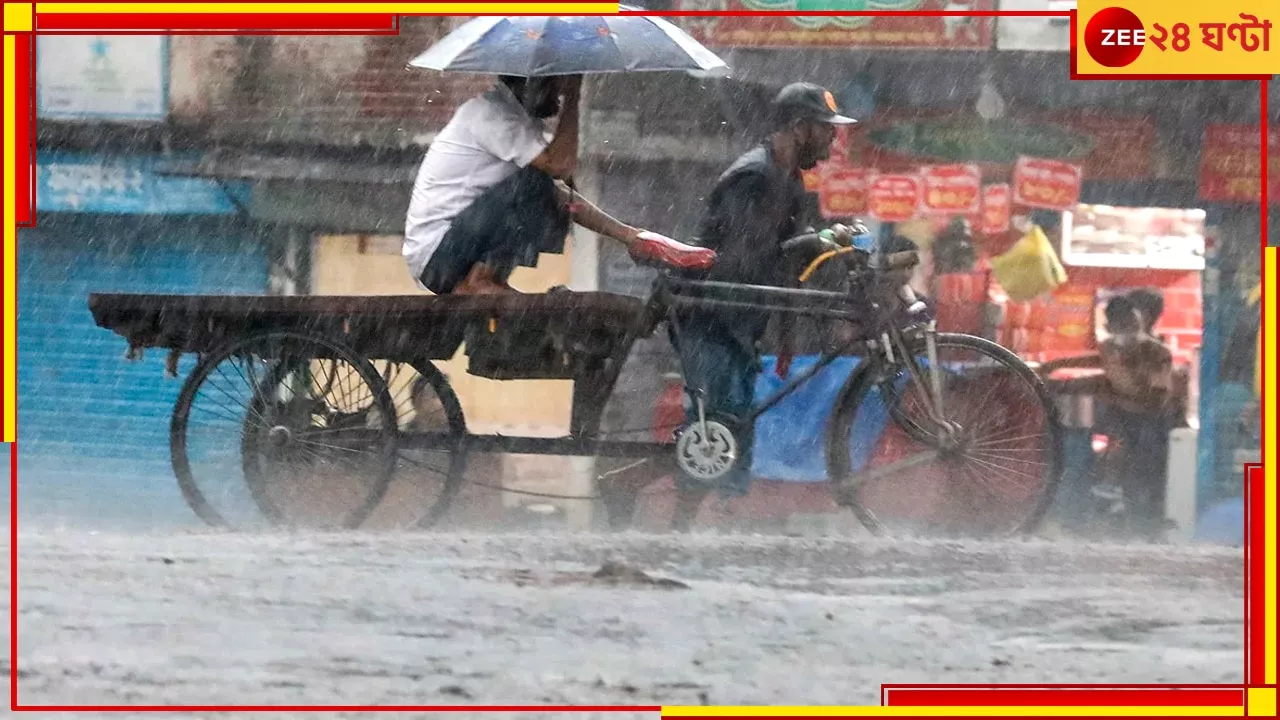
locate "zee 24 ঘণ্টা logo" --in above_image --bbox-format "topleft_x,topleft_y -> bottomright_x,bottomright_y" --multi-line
1084,6 -> 1272,68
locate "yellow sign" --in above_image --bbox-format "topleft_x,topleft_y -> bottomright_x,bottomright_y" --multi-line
1075,0 -> 1279,76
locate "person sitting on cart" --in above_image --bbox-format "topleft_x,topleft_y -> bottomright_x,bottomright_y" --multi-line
405,73 -> 715,295
671,82 -> 863,498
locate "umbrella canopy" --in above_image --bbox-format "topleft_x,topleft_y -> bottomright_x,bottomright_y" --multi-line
407,9 -> 729,78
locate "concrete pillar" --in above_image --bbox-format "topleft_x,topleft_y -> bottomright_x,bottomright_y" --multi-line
564,78 -> 603,530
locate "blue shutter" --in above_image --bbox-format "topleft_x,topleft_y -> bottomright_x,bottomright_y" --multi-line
17,213 -> 268,528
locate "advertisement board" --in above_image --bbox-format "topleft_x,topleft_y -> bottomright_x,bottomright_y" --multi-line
37,36 -> 168,121
867,173 -> 922,222
676,0 -> 996,50
1199,124 -> 1280,205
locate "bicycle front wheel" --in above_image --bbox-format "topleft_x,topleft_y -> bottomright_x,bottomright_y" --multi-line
826,333 -> 1063,538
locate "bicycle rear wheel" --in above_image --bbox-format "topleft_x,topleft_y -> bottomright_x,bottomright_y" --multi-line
826,333 -> 1062,538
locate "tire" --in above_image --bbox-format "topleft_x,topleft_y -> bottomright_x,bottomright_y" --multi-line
826,333 -> 1063,538
170,331 -> 399,530
401,359 -> 468,529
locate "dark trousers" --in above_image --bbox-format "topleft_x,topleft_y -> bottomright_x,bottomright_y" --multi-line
1097,404 -> 1173,537
420,165 -> 571,295
671,328 -> 760,497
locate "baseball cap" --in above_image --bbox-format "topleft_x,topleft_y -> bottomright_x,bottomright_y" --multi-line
773,82 -> 858,126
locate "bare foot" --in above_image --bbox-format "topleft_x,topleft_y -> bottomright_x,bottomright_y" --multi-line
453,263 -> 520,295
454,278 -> 516,296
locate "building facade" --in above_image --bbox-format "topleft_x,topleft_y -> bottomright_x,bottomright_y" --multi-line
21,10 -> 1271,532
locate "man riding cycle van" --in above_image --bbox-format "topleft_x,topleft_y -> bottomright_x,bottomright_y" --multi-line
671,81 -> 869,498
404,74 -> 716,295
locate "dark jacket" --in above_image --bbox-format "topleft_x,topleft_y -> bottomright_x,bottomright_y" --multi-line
677,143 -> 810,353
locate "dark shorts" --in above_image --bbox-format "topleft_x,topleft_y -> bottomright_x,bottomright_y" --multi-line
420,165 -> 572,295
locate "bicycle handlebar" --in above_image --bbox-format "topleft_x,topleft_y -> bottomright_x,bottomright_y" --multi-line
781,234 -> 917,270
779,234 -> 927,316
779,233 -> 825,254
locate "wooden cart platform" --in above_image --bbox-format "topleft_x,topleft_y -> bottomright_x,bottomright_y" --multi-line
89,291 -> 653,382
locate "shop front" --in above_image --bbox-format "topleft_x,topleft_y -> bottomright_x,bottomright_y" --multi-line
800,101 -> 1273,541
630,11 -> 1243,534
17,151 -> 262,527
793,104 -> 1212,538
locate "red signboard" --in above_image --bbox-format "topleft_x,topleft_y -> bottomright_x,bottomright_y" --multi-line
676,0 -> 996,50
802,167 -> 823,192
980,184 -> 1011,235
867,173 -> 922,222
1043,112 -> 1155,181
920,164 -> 982,214
819,166 -> 870,219
1012,157 -> 1083,210
1198,123 -> 1280,204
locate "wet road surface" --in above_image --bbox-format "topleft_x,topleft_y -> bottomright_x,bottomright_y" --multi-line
8,530 -> 1244,711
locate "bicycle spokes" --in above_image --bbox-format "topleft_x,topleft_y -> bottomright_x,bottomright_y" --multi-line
832,334 -> 1060,538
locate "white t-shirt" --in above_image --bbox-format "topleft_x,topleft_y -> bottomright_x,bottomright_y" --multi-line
404,83 -> 552,283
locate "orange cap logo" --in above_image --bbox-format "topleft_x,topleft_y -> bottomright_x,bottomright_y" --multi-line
824,90 -> 838,113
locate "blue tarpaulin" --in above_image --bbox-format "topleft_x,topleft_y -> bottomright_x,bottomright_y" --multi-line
1194,497 -> 1245,546
750,355 -> 893,483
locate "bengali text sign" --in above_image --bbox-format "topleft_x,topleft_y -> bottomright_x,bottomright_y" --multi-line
980,183 -> 1012,235
920,164 -> 982,214
819,166 -> 870,218
1198,123 -> 1280,204
1012,157 -> 1083,210
867,173 -> 922,222
676,0 -> 996,50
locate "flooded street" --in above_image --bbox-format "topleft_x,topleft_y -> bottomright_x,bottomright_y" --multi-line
9,530 -> 1244,708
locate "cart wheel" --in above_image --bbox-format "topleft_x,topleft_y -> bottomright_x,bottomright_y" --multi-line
826,333 -> 1063,539
365,359 -> 468,529
170,331 -> 398,530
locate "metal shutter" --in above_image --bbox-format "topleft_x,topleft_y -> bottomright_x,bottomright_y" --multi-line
17,213 -> 267,528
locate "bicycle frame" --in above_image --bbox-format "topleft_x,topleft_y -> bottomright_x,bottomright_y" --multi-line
647,272 -> 929,427
564,249 -> 942,444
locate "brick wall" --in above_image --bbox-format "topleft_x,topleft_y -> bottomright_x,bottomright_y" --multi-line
165,17 -> 742,154
171,17 -> 498,149
349,17 -> 494,133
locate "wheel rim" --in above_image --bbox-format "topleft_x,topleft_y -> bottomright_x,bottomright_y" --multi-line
834,336 -> 1061,538
171,332 -> 397,530
366,360 -> 468,529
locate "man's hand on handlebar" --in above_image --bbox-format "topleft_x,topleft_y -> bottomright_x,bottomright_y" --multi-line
824,220 -> 872,248
782,220 -> 875,257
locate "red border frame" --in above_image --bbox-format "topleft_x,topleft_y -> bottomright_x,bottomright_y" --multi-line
34,13 -> 402,34
880,686 -> 1247,706
4,4 -> 1271,713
